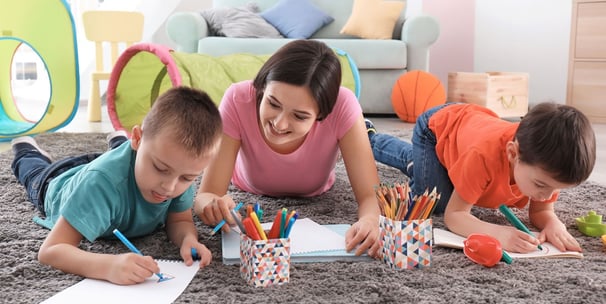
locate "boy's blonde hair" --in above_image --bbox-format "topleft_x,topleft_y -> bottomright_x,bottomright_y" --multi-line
142,86 -> 222,156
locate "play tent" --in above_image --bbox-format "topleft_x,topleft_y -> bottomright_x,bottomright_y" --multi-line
107,43 -> 360,133
0,0 -> 79,141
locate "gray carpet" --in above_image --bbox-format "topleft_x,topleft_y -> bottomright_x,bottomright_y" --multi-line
1,131 -> 605,304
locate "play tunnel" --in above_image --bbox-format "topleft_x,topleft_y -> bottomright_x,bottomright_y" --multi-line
0,0 -> 79,141
107,43 -> 360,133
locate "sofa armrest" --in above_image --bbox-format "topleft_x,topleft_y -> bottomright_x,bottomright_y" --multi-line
166,12 -> 210,53
400,15 -> 440,71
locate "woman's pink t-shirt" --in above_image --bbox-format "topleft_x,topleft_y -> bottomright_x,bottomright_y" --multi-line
219,80 -> 362,197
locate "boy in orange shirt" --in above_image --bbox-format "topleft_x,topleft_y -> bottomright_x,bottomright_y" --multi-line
366,102 -> 595,253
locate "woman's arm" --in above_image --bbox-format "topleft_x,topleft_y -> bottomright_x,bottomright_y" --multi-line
195,133 -> 241,230
38,216 -> 160,285
339,116 -> 381,256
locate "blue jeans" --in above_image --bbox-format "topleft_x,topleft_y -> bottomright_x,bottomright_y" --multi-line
369,104 -> 454,214
11,138 -> 127,214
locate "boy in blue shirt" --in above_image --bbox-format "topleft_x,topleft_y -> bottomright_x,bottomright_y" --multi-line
11,86 -> 222,285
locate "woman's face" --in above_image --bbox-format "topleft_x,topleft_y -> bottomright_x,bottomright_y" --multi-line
258,81 -> 319,152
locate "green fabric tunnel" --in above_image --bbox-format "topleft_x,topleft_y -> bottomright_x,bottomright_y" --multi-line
107,43 -> 361,133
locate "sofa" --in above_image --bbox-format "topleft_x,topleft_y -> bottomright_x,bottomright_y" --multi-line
166,0 -> 440,114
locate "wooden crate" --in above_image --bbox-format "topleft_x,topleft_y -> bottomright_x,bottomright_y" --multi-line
447,72 -> 529,118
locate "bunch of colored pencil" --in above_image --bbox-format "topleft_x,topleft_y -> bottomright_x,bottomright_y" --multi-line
375,183 -> 440,221
237,203 -> 298,240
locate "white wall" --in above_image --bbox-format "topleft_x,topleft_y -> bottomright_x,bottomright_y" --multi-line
474,0 -> 571,106
76,0 -> 185,101
422,0 -> 572,107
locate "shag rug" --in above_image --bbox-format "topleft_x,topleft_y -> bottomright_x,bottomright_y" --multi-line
1,131 -> 605,304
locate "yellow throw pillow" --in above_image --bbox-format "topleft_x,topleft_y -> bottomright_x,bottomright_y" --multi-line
340,0 -> 406,39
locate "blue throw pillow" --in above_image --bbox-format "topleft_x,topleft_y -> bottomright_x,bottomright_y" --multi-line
261,0 -> 334,39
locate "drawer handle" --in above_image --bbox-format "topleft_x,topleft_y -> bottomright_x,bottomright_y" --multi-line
498,96 -> 517,109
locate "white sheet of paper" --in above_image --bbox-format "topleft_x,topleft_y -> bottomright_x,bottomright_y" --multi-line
281,218 -> 347,254
251,217 -> 346,254
42,260 -> 199,304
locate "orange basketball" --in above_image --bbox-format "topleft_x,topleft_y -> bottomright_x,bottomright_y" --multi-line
391,70 -> 446,123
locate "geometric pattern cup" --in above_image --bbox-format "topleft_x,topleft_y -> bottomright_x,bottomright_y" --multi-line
379,216 -> 432,270
240,233 -> 291,287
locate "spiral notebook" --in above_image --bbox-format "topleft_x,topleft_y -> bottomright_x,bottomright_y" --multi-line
42,260 -> 199,304
433,228 -> 584,259
222,217 -> 372,264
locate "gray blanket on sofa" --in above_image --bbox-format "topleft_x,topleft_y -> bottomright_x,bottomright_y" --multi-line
1,132 -> 605,304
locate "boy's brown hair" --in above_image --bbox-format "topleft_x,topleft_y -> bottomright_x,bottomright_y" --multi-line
515,102 -> 596,184
142,86 -> 222,156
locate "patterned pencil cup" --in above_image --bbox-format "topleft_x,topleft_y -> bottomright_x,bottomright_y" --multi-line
239,233 -> 291,287
379,215 -> 433,270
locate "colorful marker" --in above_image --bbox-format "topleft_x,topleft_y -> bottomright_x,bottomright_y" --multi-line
229,208 -> 247,234
498,205 -> 543,250
284,213 -> 298,238
210,201 -> 244,236
191,248 -> 200,260
249,211 -> 267,240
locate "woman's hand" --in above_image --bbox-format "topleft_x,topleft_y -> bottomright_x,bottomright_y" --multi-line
195,194 -> 237,233
344,216 -> 380,257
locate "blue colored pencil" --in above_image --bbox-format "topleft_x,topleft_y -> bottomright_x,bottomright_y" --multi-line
113,229 -> 167,281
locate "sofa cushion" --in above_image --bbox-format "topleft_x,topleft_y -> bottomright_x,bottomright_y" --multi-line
197,37 -> 407,69
260,0 -> 334,38
340,0 -> 406,39
200,3 -> 283,38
